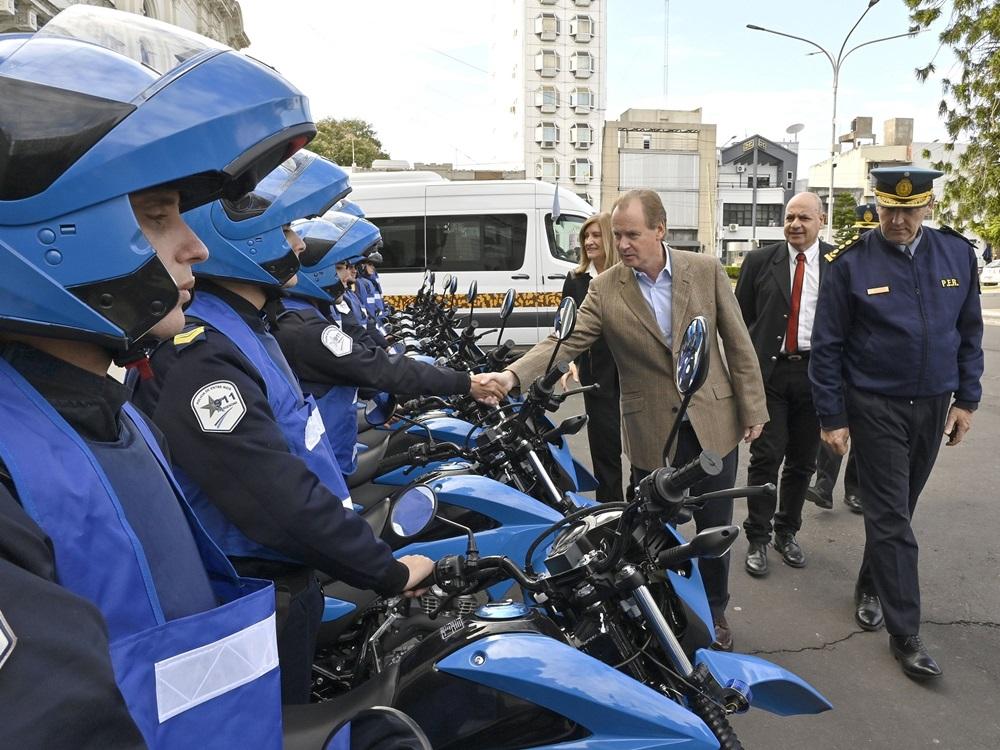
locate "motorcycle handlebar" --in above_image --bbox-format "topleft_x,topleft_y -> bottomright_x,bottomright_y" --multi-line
652,451 -> 724,498
538,362 -> 569,393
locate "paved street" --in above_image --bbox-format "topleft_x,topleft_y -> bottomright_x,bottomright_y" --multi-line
560,293 -> 1000,749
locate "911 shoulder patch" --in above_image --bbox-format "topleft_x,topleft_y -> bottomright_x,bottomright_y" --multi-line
321,325 -> 352,357
190,380 -> 246,433
824,234 -> 863,263
173,325 -> 207,352
0,608 -> 16,671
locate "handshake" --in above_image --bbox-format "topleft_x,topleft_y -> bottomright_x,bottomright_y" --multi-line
468,371 -> 519,406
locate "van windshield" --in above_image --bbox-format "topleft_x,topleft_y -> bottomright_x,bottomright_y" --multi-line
545,214 -> 586,264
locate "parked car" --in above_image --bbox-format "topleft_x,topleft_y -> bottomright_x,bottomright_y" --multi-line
981,260 -> 1000,286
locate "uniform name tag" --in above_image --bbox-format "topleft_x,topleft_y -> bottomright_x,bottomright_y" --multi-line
321,325 -> 352,357
940,278 -> 960,288
867,286 -> 890,295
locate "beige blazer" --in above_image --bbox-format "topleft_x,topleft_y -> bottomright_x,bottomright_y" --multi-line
508,247 -> 768,471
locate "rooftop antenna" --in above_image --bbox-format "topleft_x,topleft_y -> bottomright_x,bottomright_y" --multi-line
662,0 -> 671,105
786,122 -> 805,142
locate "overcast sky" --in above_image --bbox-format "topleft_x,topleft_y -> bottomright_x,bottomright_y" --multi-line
240,0 -> 955,173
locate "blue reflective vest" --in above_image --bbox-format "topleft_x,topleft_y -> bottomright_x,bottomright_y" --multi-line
183,292 -> 352,561
0,358 -> 281,749
280,297 -> 361,474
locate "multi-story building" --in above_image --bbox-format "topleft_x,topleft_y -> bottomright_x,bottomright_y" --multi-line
600,108 -> 717,254
1,0 -> 248,49
492,0 -> 607,207
717,134 -> 798,263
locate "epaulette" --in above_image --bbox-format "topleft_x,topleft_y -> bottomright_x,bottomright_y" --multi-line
938,225 -> 974,247
172,325 -> 207,351
824,233 -> 863,263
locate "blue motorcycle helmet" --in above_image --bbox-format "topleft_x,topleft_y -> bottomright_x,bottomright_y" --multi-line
0,6 -> 315,351
330,198 -> 366,218
298,212 -> 382,295
185,149 -> 350,294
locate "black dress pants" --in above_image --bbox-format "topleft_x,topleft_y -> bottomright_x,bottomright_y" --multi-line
812,444 -> 860,500
744,358 -> 820,543
632,422 -> 738,617
847,387 -> 950,636
583,390 -> 624,502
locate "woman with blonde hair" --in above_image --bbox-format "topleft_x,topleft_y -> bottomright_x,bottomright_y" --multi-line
560,212 -> 624,501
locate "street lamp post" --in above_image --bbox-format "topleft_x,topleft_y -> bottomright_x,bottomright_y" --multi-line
747,1 -> 916,242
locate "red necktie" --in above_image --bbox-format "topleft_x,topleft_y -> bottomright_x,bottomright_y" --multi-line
786,252 -> 806,353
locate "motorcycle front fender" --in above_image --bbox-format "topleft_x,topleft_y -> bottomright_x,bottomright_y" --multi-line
694,648 -> 833,716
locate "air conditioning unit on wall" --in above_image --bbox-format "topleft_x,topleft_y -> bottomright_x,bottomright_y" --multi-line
727,223 -> 740,232
735,165 -> 747,173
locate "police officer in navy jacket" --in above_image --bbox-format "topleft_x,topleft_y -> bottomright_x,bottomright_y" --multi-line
809,167 -> 984,680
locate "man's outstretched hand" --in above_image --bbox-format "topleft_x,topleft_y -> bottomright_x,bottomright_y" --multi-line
469,373 -> 507,405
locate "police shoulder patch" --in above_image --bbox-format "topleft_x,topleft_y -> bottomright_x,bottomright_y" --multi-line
824,234 -> 864,263
190,380 -> 246,433
321,325 -> 352,357
0,608 -> 16,671
939,225 -> 974,247
173,325 -> 207,351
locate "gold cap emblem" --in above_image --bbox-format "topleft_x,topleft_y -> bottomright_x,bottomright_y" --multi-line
863,209 -> 874,223
896,177 -> 913,197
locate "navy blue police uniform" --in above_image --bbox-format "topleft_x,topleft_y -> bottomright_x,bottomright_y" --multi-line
133,282 -> 410,704
810,169 -> 984,655
272,297 -> 473,474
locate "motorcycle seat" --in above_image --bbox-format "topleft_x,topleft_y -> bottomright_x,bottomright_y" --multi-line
282,662 -> 402,750
347,432 -> 392,489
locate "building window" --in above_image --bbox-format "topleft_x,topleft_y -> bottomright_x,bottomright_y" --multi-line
642,134 -> 652,150
535,86 -> 559,113
535,50 -> 559,78
722,204 -> 783,227
570,123 -> 592,148
569,87 -> 594,112
569,15 -> 593,42
536,122 -> 560,148
534,13 -> 559,41
570,51 -> 594,78
570,158 -> 593,184
747,175 -> 770,188
536,157 -> 560,181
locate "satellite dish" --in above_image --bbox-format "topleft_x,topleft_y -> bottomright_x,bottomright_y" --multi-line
786,123 -> 805,142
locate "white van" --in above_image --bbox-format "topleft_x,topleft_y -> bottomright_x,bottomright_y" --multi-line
347,171 -> 595,344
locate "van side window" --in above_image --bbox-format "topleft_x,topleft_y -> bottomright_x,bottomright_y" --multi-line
369,216 -> 425,271
426,214 -> 528,272
545,213 -> 586,264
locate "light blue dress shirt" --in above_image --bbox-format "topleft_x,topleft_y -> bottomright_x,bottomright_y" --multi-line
633,243 -> 673,348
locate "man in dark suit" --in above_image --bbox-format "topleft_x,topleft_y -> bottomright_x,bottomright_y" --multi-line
736,192 -> 832,576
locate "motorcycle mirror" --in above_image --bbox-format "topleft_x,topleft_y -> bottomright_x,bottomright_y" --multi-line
676,315 -> 710,396
466,280 -> 478,304
449,275 -> 459,296
499,288 -> 516,321
558,414 -> 588,437
428,271 -> 436,291
687,525 -> 740,560
365,392 -> 398,426
557,296 -> 576,341
389,485 -> 438,539
441,273 -> 452,293
421,268 -> 431,289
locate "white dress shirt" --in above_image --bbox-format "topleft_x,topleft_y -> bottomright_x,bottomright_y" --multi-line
783,239 -> 820,353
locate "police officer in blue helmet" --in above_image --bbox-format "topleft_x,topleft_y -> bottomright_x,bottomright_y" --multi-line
0,6 -> 316,747
131,152 -> 434,706
273,216 -> 502,477
810,167 -> 984,680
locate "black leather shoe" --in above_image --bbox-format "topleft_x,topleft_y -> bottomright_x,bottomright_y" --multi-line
805,486 -> 833,509
774,532 -> 806,568
844,494 -> 864,514
711,614 -> 734,652
854,589 -> 884,631
890,635 -> 942,679
745,542 -> 768,577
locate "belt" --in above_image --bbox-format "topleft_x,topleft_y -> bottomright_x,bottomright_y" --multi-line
778,351 -> 810,361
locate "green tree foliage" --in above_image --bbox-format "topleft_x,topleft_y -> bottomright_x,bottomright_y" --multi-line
906,0 -> 1000,244
831,192 -> 858,245
308,118 -> 389,168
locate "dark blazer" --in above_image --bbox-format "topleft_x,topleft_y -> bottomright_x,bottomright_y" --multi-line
735,240 -> 833,383
561,270 -> 619,398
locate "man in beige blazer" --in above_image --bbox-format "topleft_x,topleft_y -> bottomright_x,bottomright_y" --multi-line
485,189 -> 768,650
